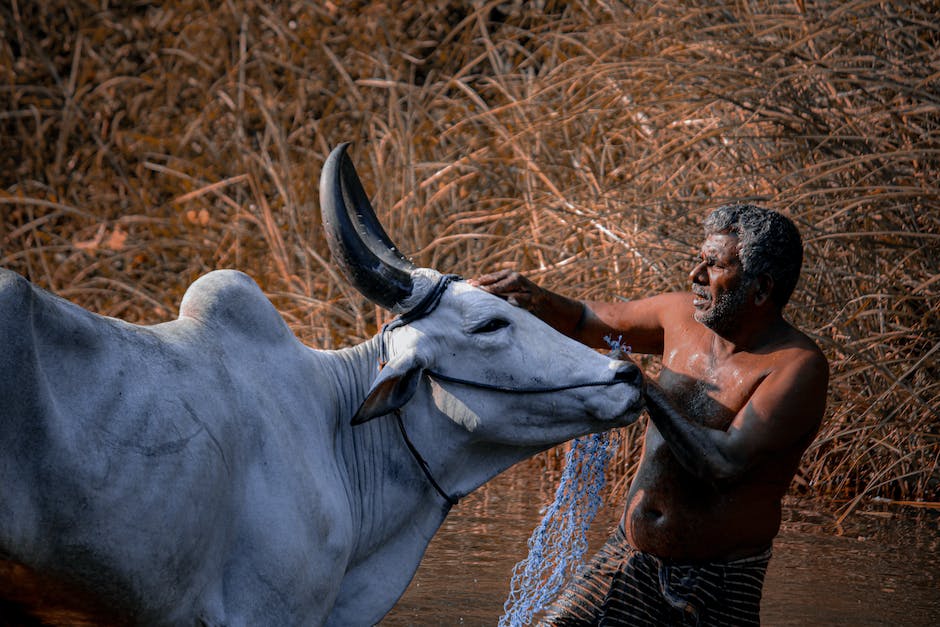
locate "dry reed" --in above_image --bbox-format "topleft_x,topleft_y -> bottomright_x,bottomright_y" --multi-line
1,0 -> 937,520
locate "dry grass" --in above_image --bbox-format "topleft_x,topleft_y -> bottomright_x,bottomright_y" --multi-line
2,0 -> 938,518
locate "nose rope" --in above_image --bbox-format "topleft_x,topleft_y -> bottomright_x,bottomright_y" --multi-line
373,274 -> 630,507
426,370 -> 626,394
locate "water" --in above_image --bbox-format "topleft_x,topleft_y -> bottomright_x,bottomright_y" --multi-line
383,468 -> 939,626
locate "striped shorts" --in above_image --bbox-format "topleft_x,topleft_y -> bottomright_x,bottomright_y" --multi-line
538,525 -> 772,626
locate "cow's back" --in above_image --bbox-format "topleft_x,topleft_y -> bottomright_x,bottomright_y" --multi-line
0,269 -> 349,624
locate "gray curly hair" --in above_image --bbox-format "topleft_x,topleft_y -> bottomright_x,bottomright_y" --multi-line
703,204 -> 803,308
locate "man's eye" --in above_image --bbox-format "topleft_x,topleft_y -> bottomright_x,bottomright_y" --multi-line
471,318 -> 510,334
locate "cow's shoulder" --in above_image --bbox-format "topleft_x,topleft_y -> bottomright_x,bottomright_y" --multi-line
178,270 -> 294,344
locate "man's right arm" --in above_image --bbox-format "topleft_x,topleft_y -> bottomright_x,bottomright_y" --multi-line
470,269 -> 673,354
470,270 -> 586,337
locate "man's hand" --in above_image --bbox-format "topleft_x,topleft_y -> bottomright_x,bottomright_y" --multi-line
471,269 -> 593,341
469,269 -> 543,311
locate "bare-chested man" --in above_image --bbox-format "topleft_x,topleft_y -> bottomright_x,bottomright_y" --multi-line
472,204 -> 829,626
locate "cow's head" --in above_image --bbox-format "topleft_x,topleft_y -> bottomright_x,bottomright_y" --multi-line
319,143 -> 642,452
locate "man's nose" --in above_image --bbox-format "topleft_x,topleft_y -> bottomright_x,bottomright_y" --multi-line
689,260 -> 707,283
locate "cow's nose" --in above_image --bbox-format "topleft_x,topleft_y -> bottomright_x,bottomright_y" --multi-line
612,361 -> 642,386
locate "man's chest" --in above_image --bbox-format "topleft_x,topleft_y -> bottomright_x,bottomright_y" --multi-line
659,342 -> 768,429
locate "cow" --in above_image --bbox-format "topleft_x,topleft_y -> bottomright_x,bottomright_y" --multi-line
0,143 -> 643,625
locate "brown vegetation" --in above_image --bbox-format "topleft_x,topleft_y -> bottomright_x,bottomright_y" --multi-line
2,0 -> 938,519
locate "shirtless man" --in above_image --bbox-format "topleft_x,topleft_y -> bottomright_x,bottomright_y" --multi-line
472,204 -> 829,625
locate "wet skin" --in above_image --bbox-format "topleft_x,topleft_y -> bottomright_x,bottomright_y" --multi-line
472,233 -> 829,561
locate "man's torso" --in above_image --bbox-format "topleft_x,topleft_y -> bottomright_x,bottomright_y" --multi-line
623,296 -> 815,560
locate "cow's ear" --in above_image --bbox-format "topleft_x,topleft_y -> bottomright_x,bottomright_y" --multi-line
352,354 -> 425,425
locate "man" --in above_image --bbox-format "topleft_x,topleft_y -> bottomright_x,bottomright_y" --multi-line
472,204 -> 829,626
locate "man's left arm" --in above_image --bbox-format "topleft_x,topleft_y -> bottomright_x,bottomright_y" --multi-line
645,351 -> 829,482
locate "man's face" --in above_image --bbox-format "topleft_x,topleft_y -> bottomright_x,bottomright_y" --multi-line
689,233 -> 753,333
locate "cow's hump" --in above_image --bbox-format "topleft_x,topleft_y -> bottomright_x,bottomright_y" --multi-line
178,270 -> 293,343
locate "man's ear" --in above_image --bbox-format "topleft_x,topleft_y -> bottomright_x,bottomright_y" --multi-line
352,353 -> 425,425
754,273 -> 774,307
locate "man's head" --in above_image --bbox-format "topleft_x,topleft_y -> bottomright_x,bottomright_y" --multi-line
702,204 -> 803,309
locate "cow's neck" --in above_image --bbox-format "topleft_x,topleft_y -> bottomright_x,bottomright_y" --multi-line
324,336 -> 542,624
322,336 -> 449,624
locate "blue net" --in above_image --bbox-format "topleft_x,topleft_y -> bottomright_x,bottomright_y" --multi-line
498,431 -> 619,626
499,336 -> 629,627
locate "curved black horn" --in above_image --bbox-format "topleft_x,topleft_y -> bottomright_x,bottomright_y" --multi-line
320,143 -> 416,309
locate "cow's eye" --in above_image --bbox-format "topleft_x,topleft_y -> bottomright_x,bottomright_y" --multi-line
471,318 -> 510,334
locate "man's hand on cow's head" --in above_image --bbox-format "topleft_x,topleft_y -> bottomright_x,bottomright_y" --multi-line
470,269 -> 541,311
471,269 -> 591,342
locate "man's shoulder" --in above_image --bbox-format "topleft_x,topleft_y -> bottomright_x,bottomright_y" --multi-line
769,323 -> 830,382
779,322 -> 827,359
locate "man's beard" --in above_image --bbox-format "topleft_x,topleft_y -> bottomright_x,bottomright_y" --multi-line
695,282 -> 750,335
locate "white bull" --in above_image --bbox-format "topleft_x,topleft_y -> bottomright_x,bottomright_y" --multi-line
0,144 -> 643,625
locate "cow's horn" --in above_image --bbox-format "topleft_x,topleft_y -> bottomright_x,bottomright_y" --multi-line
320,143 -> 416,310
